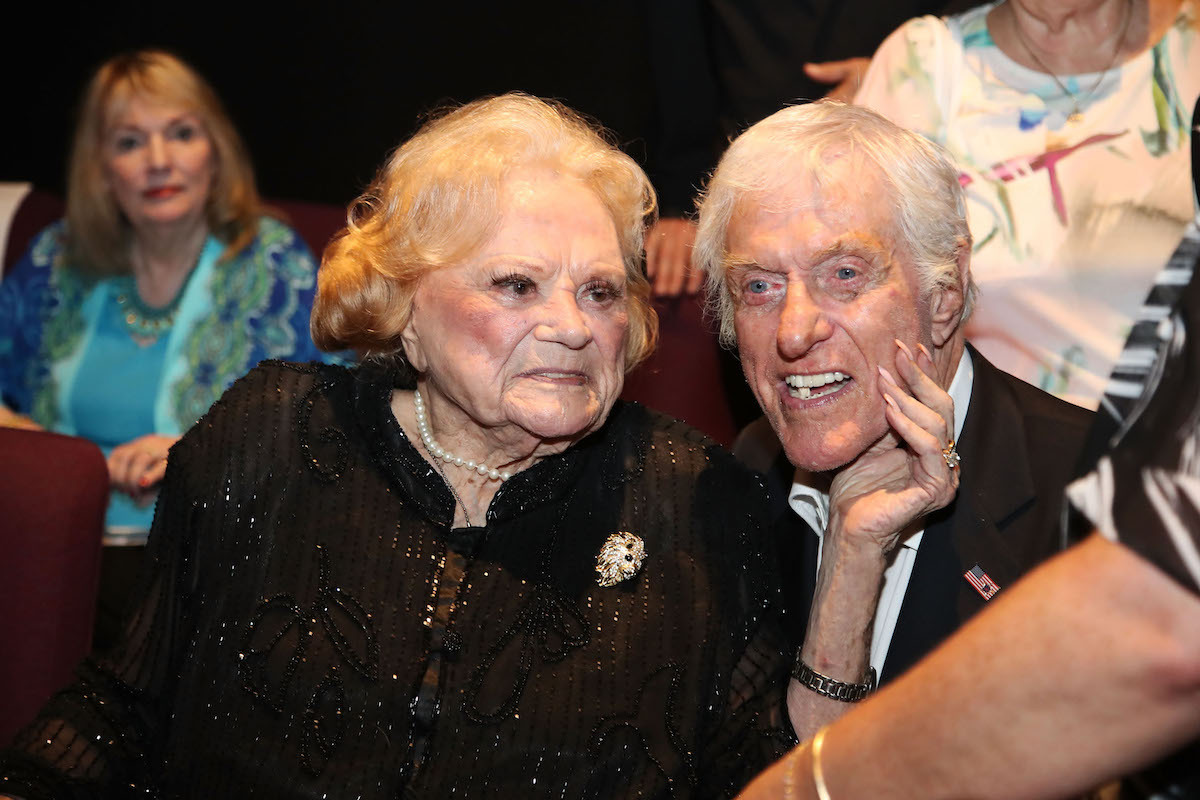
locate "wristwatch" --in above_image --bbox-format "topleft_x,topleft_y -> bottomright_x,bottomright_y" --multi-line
792,655 -> 877,702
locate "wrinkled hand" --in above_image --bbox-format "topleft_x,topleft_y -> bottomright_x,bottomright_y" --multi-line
0,405 -> 43,431
828,340 -> 958,555
108,433 -> 179,503
804,57 -> 872,104
645,217 -> 702,297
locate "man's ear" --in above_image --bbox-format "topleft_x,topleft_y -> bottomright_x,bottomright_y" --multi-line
929,243 -> 969,348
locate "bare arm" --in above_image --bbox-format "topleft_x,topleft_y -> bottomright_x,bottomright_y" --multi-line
743,533 -> 1200,799
787,342 -> 958,741
0,405 -> 42,431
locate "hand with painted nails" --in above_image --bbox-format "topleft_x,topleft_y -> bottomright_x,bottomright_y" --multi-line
107,432 -> 180,503
826,339 -> 959,557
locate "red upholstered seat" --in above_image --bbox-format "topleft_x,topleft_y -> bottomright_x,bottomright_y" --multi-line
0,428 -> 108,746
621,295 -> 737,446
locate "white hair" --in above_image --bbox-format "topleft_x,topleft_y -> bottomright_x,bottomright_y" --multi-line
694,100 -> 976,346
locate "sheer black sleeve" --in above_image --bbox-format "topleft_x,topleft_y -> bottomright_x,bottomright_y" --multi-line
691,445 -> 795,796
0,366 -> 266,799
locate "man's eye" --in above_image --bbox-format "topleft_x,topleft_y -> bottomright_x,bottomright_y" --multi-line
835,267 -> 858,280
747,279 -> 770,294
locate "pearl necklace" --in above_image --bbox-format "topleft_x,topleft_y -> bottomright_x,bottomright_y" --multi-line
413,389 -> 512,482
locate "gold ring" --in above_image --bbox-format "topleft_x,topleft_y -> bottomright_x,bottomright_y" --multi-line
941,439 -> 961,470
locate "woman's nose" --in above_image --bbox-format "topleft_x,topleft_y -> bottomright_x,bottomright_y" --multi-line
146,134 -> 169,171
534,288 -> 592,350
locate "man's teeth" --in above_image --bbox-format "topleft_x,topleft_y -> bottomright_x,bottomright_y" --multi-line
784,371 -> 848,400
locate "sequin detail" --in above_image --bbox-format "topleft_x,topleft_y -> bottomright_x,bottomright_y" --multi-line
237,544 -> 378,775
297,377 -> 349,483
587,663 -> 694,792
464,583 -> 591,723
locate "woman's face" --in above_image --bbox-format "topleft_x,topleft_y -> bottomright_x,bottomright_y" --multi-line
103,94 -> 215,235
402,168 -> 631,451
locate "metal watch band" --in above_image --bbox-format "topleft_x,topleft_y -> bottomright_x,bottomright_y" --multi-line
791,657 -> 877,702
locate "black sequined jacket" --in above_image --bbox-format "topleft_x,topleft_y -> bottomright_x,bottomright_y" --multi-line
0,361 -> 793,799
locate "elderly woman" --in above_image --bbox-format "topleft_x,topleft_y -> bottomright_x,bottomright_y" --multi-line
855,0 -> 1199,408
0,50 -> 329,534
0,94 -> 793,798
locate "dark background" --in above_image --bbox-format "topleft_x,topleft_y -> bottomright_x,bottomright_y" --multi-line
0,2 -> 657,208
0,1 -> 962,213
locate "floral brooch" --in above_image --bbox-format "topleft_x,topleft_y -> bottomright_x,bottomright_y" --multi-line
595,531 -> 646,587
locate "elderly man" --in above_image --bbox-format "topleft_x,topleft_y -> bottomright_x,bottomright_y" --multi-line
694,100 -> 1093,740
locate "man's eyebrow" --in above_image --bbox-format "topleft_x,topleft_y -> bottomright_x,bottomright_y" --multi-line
809,238 -> 890,265
723,256 -> 779,273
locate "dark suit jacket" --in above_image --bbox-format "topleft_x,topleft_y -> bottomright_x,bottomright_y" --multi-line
748,346 -> 1094,684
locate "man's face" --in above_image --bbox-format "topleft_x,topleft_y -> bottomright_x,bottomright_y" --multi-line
728,156 -> 943,473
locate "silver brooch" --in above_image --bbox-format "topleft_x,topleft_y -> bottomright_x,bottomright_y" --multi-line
595,531 -> 646,587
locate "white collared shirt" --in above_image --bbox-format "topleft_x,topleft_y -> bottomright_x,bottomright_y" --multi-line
788,349 -> 974,677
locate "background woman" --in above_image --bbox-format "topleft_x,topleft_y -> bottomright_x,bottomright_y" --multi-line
0,50 -> 329,526
856,0 -> 1199,408
0,93 -> 794,798
0,51 -> 332,644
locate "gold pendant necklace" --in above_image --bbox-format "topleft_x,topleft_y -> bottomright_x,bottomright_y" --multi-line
1011,0 -> 1132,125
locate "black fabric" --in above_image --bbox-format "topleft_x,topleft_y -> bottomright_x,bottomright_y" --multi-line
91,545 -> 147,653
1071,95 -> 1200,595
644,0 -> 975,215
1099,237 -> 1200,598
1068,99 -> 1200,793
0,361 -> 793,799
765,348 -> 1093,683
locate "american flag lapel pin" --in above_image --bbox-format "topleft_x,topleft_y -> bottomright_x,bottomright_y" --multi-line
964,564 -> 1000,600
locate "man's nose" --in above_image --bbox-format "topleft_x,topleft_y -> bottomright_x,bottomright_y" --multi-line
534,288 -> 592,350
776,282 -> 832,358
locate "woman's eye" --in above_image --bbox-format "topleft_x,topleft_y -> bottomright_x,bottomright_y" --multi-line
583,281 -> 621,304
835,266 -> 858,280
747,278 -> 770,294
170,124 -> 198,142
113,134 -> 141,153
496,275 -> 535,296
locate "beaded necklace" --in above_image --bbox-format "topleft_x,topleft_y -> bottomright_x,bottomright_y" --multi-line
114,243 -> 204,342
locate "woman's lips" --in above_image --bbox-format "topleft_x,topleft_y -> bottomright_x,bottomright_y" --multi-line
143,186 -> 183,200
523,369 -> 588,385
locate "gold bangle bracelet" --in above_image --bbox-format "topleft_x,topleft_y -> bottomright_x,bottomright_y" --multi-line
782,741 -> 809,799
811,725 -> 833,800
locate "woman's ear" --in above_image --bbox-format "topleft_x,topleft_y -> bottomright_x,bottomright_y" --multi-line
399,312 -> 428,373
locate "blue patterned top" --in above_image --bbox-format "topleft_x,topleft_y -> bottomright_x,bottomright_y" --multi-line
0,216 -> 338,540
